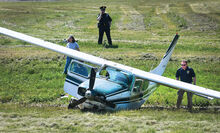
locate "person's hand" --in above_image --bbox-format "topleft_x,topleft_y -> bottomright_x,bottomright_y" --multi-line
97,13 -> 102,21
63,39 -> 67,43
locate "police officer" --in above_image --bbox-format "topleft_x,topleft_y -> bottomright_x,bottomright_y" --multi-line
97,6 -> 112,46
176,60 -> 196,111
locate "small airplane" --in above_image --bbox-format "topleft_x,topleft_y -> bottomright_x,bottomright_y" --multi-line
0,27 -> 220,111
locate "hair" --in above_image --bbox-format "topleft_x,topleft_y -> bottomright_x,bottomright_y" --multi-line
181,60 -> 188,64
68,35 -> 76,43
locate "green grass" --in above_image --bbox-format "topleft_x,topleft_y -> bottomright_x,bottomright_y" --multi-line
0,104 -> 219,132
0,45 -> 219,106
0,0 -> 220,132
0,0 -> 220,106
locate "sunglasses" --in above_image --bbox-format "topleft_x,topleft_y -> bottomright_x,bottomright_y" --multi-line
181,64 -> 186,66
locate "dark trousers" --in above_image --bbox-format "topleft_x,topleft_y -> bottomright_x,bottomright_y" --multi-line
177,89 -> 193,110
98,27 -> 112,45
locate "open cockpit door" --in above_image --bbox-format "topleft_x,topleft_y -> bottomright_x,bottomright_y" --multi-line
64,60 -> 94,98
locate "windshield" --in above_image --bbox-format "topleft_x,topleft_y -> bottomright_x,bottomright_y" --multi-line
99,67 -> 132,87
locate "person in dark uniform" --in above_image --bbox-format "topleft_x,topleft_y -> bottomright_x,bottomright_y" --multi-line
97,6 -> 112,46
176,60 -> 196,111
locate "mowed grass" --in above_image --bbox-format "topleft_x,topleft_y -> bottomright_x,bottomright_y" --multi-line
0,104 -> 219,133
0,0 -> 220,132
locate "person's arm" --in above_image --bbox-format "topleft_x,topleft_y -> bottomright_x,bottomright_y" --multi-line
108,14 -> 112,27
109,21 -> 112,27
75,42 -> 80,51
191,68 -> 196,85
193,76 -> 196,85
176,69 -> 180,80
97,13 -> 102,21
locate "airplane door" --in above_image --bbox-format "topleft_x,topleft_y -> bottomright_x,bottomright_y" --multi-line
64,60 -> 93,99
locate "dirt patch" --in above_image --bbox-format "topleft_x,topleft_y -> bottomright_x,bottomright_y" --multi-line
180,2 -> 220,32
156,4 -> 169,15
139,53 -> 158,60
184,13 -> 218,31
0,45 -> 34,48
186,56 -> 220,63
166,56 -> 220,63
190,3 -> 211,14
190,2 -> 220,14
0,54 -> 63,65
142,105 -> 220,112
117,6 -> 146,31
2,20 -> 17,27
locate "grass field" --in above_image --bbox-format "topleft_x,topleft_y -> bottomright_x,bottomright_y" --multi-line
0,0 -> 220,132
0,104 -> 219,132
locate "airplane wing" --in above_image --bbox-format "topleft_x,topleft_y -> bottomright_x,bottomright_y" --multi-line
0,27 -> 220,99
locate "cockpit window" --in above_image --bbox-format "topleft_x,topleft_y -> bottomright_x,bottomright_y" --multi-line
99,67 -> 132,87
69,61 -> 91,78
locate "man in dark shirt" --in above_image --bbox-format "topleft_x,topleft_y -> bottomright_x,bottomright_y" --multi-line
176,60 -> 196,111
97,6 -> 112,46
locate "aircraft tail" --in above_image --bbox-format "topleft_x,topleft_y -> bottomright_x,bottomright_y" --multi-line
150,34 -> 179,75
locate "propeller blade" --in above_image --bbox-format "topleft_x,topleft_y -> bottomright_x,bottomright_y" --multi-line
89,68 -> 96,90
68,97 -> 87,109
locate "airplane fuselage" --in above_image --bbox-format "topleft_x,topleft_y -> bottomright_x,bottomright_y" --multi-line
64,60 -> 158,110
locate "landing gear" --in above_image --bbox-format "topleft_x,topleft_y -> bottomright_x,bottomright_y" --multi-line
68,98 -> 79,109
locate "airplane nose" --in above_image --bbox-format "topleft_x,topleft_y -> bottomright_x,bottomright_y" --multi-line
85,90 -> 92,99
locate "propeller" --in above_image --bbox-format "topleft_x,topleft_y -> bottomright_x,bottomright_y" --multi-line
68,97 -> 87,109
68,68 -> 116,109
68,68 -> 97,108
88,68 -> 96,90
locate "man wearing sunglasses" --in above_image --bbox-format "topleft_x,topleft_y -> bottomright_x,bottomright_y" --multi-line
176,60 -> 196,111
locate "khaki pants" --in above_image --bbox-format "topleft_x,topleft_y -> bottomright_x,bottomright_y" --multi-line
176,90 -> 193,110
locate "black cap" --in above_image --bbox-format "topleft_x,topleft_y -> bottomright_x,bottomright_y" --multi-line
100,6 -> 106,10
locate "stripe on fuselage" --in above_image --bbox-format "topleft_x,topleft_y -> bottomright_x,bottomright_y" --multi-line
66,75 -> 83,85
65,79 -> 79,86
